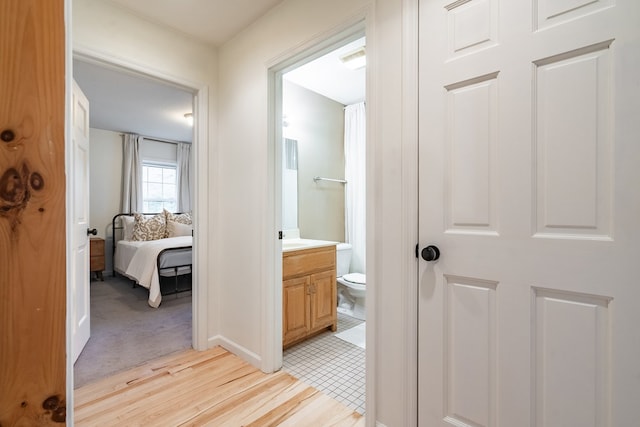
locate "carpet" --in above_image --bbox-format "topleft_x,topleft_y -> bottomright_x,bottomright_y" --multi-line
335,322 -> 366,349
73,274 -> 192,388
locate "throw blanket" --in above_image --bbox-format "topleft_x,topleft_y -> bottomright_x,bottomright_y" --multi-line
124,236 -> 192,308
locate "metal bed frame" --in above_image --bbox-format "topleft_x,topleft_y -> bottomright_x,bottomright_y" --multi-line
111,212 -> 192,297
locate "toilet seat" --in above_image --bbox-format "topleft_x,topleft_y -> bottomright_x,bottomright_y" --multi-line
342,272 -> 366,285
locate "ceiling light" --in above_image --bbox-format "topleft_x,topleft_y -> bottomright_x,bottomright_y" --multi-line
339,46 -> 366,70
184,112 -> 193,126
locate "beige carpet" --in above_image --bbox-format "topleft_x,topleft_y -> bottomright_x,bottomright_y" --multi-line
73,274 -> 192,388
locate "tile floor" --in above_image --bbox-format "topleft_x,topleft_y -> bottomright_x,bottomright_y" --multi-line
282,312 -> 366,415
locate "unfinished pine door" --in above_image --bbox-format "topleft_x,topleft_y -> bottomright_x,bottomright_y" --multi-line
0,0 -> 67,424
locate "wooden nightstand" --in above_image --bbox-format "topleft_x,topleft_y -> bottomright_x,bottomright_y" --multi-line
90,237 -> 105,281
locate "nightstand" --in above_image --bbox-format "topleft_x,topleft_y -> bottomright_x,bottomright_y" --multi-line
90,237 -> 105,281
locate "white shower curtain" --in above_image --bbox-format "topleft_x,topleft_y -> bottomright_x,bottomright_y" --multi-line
344,102 -> 366,274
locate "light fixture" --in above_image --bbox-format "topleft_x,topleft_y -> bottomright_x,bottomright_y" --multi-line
184,112 -> 193,126
339,46 -> 366,70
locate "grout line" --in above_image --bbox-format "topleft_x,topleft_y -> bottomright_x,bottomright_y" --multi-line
282,313 -> 366,414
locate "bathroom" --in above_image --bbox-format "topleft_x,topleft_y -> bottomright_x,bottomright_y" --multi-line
280,35 -> 367,414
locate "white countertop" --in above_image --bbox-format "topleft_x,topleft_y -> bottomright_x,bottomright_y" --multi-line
282,238 -> 338,252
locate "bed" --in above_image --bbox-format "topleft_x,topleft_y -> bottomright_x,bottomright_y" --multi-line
112,212 -> 192,308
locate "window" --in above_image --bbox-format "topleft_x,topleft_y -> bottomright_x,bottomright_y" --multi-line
142,162 -> 177,212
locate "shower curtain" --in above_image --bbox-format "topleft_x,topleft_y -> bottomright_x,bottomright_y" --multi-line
344,102 -> 366,274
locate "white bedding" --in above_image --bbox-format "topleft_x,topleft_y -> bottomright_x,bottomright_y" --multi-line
115,236 -> 192,308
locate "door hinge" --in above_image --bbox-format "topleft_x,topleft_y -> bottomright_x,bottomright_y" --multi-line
278,231 -> 283,240
415,243 -> 419,258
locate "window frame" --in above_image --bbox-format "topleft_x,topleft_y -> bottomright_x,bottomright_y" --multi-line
141,160 -> 178,213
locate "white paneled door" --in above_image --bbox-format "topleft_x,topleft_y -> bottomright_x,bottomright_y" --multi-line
418,0 -> 639,425
72,80 -> 91,362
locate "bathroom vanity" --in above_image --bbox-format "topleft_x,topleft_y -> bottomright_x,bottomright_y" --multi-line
282,242 -> 337,348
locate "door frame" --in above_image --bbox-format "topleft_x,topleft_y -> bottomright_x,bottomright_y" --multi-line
64,47 -> 210,419
264,12 -> 378,419
402,0 -> 420,425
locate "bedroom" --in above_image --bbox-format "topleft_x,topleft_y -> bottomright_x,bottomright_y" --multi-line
72,58 -> 197,386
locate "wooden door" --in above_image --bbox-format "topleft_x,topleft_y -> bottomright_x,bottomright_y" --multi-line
71,80 -> 91,362
0,0 -> 67,424
418,0 -> 640,425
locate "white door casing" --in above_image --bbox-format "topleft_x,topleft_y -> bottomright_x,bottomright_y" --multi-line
418,1 -> 640,426
71,80 -> 91,363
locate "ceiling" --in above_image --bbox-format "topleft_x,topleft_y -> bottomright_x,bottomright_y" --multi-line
284,37 -> 366,106
106,0 -> 284,47
73,59 -> 195,142
74,1 -> 365,143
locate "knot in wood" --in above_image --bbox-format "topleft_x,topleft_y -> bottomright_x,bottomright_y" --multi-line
42,395 -> 60,410
0,129 -> 15,142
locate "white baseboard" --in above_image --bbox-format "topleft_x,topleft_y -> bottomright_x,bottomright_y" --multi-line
208,335 -> 262,369
376,423 -> 388,427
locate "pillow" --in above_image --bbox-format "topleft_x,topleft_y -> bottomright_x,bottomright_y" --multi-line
132,212 -> 167,241
121,215 -> 135,241
167,219 -> 193,237
164,209 -> 192,225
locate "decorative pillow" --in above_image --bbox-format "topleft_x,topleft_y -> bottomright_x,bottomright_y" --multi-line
165,209 -> 192,225
121,215 -> 135,241
167,220 -> 193,237
132,212 -> 166,241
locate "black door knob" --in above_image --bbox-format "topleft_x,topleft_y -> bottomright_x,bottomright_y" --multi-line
421,245 -> 440,261
87,228 -> 97,236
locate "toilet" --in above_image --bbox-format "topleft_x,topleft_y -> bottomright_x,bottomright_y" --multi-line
336,243 -> 366,320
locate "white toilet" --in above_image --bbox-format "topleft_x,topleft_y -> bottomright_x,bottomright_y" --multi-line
336,243 -> 366,320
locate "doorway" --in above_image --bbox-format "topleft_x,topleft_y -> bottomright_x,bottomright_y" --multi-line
68,54 -> 208,387
273,30 -> 367,415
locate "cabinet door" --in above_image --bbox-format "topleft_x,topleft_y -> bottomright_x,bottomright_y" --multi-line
310,270 -> 336,331
283,276 -> 311,345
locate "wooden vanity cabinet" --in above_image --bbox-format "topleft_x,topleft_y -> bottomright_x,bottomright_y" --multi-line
283,245 -> 337,348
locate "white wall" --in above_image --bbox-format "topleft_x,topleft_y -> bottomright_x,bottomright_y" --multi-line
284,81 -> 345,242
218,0 -> 414,425
88,128 -> 121,272
217,0 -> 368,361
73,0 -> 215,85
76,0 -> 413,425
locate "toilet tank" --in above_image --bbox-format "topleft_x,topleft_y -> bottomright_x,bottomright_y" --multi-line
336,243 -> 353,277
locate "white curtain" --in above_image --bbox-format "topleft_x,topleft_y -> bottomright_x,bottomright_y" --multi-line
121,133 -> 142,213
344,102 -> 366,274
177,142 -> 192,212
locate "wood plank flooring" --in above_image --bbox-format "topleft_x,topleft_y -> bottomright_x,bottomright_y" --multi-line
74,346 -> 364,426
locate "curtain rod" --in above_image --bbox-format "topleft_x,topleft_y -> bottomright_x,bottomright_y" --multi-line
119,133 -> 185,145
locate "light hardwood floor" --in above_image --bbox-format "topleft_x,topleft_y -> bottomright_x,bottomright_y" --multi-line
75,346 -> 364,426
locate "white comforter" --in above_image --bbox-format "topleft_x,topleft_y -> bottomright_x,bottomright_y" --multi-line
122,236 -> 192,308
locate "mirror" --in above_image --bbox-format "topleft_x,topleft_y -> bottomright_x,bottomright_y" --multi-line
282,138 -> 298,230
